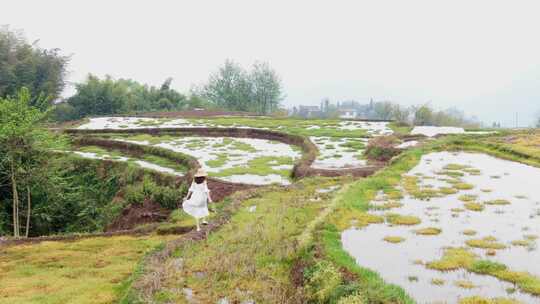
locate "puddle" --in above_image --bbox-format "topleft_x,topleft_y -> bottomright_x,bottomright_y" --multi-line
311,137 -> 369,169
77,117 -> 195,129
116,136 -> 301,185
396,140 -> 419,149
342,151 -> 540,303
338,121 -> 393,135
411,126 -> 495,137
69,151 -> 185,176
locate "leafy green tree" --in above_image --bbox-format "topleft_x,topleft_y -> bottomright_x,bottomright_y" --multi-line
67,75 -> 128,118
0,88 -> 66,237
199,59 -> 252,111
0,26 -> 69,108
249,61 -> 283,114
413,104 -> 434,126
198,59 -> 283,114
61,75 -> 187,120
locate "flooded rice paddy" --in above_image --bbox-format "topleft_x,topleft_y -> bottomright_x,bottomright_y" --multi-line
311,136 -> 369,169
115,135 -> 301,185
77,117 -> 393,134
77,117 -> 394,172
342,151 -> 540,303
68,150 -> 185,176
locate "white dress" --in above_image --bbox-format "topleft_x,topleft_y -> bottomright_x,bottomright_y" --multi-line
183,181 -> 210,219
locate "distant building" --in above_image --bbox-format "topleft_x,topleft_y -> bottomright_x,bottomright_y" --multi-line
338,108 -> 358,119
298,105 -> 322,118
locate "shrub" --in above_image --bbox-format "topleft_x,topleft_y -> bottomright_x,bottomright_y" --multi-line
304,261 -> 342,302
364,136 -> 401,162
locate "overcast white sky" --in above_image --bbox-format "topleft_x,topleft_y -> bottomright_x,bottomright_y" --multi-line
2,0 -> 539,126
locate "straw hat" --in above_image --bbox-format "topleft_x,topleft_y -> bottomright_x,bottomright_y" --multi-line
194,168 -> 208,177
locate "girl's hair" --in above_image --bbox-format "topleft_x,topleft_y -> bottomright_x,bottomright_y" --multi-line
194,176 -> 206,184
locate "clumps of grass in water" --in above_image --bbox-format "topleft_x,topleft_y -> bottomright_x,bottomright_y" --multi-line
485,199 -> 511,205
403,176 -> 441,200
431,278 -> 445,286
462,229 -> 477,236
511,239 -> 531,247
383,236 -> 405,243
212,156 -> 294,179
524,234 -> 539,241
464,202 -> 485,212
481,188 -> 493,193
436,170 -> 465,177
459,297 -> 521,304
452,208 -> 466,213
459,194 -> 478,202
490,175 -> 501,179
427,247 -> 475,271
454,182 -> 474,190
466,237 -> 506,250
469,260 -> 540,296
371,201 -> 403,210
324,144 -> 336,149
444,163 -> 470,170
331,209 -> 384,230
515,195 -> 527,199
206,153 -> 229,168
439,187 -> 458,195
385,213 -> 421,226
407,275 -> 419,282
455,280 -> 477,289
230,140 -> 258,152
464,168 -> 482,175
414,227 -> 442,235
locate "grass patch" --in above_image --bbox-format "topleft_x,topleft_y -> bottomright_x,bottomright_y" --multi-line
157,177 -> 345,303
464,202 -> 485,211
383,236 -> 405,243
386,213 -> 421,226
414,227 -> 442,235
484,199 -> 511,205
466,237 -> 506,250
0,235 -> 171,304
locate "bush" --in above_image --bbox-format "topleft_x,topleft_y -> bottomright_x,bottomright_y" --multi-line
304,261 -> 342,303
365,136 -> 401,162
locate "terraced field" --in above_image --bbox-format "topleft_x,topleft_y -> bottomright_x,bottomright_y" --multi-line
3,116 -> 538,304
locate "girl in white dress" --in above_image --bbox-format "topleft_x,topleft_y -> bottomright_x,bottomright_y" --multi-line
183,168 -> 213,231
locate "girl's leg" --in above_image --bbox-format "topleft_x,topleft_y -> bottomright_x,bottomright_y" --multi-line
195,218 -> 201,231
202,217 -> 208,225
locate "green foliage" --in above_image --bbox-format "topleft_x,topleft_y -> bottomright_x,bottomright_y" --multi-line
61,75 -> 188,121
413,104 -> 480,128
197,59 -> 283,114
365,136 -> 401,162
0,26 -> 69,108
124,176 -> 184,209
0,88 -> 68,236
304,261 -> 343,302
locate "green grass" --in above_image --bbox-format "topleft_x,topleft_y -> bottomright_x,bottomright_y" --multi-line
307,149 -> 424,304
427,247 -> 540,296
211,156 -> 294,179
156,177 -> 345,303
0,235 -> 173,304
188,117 -> 370,138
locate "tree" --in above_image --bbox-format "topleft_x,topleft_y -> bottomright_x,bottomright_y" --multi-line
249,61 -> 283,114
198,60 -> 283,114
0,88 -> 65,237
0,26 -> 69,108
413,104 -> 434,126
61,75 -> 187,120
198,60 -> 252,111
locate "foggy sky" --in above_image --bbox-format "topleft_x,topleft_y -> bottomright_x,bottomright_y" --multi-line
2,0 -> 539,126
